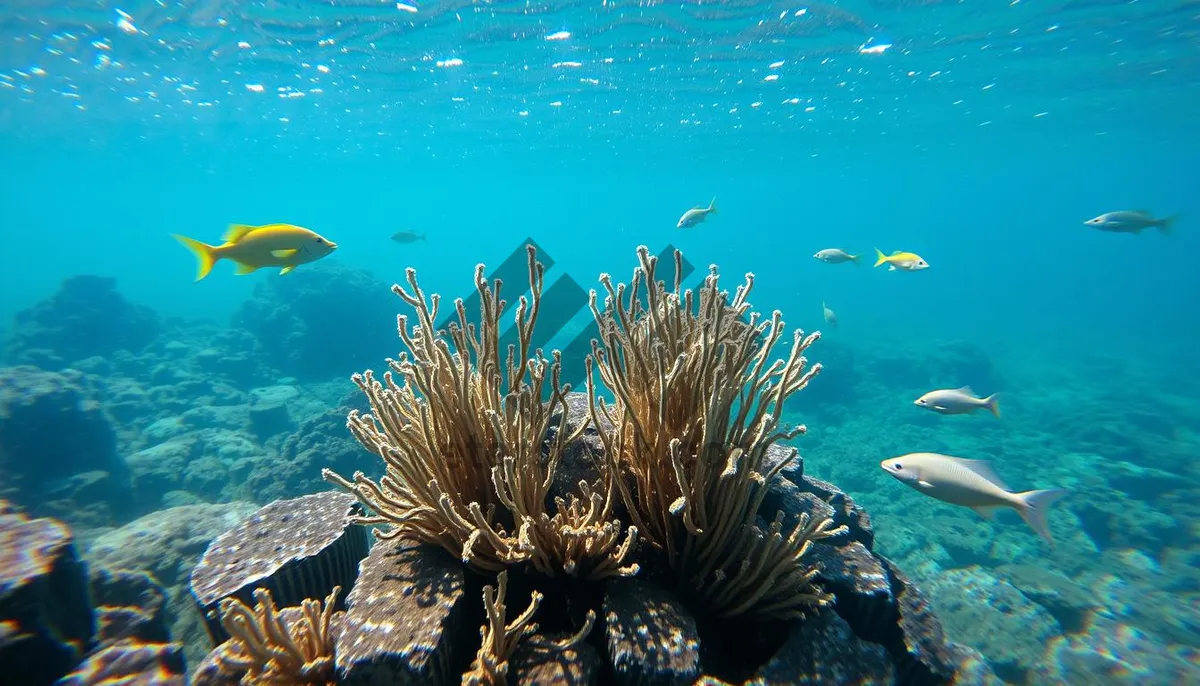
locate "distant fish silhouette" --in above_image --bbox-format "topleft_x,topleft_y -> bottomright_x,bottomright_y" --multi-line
677,198 -> 717,228
391,231 -> 427,244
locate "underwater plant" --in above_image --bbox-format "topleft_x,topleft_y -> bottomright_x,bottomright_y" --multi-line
322,246 -> 637,580
214,586 -> 341,685
586,247 -> 844,619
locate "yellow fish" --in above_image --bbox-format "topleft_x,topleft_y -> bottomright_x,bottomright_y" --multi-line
172,224 -> 338,281
873,248 -> 929,271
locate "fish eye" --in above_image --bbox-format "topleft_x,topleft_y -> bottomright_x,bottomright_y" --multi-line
316,237 -> 324,243
893,463 -> 902,470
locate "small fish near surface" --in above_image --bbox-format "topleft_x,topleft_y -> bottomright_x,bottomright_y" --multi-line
873,248 -> 929,271
822,302 -> 838,329
390,231 -> 427,244
173,223 -> 338,281
1084,210 -> 1177,235
915,386 -> 1000,418
677,198 -> 717,228
813,248 -> 860,265
880,452 -> 1068,544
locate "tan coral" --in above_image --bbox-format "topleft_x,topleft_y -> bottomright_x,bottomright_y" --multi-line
587,246 -> 846,619
214,586 -> 340,685
462,570 -> 596,686
323,245 -> 636,579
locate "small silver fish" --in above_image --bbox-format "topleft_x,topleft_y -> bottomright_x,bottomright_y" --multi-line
1084,210 -> 1176,235
881,452 -> 1068,544
914,386 -> 1000,417
813,248 -> 860,265
677,198 -> 717,228
822,301 -> 838,328
391,231 -> 427,244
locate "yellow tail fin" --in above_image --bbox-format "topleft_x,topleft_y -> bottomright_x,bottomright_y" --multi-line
873,248 -> 888,268
172,234 -> 219,281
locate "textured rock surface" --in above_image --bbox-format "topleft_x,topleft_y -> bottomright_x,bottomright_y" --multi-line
925,566 -> 1060,683
511,633 -> 602,686
0,508 -> 94,685
57,639 -> 187,686
86,501 -> 259,669
190,491 -> 369,645
90,567 -> 171,647
603,578 -> 701,686
753,609 -> 894,685
0,365 -> 130,525
878,558 -> 961,685
243,408 -> 375,503
335,537 -> 469,686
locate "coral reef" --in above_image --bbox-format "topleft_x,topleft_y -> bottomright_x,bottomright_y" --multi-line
2,275 -> 160,370
232,261 -> 400,381
182,246 -> 986,685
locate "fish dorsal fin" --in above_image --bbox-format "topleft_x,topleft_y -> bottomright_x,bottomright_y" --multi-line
890,250 -> 903,255
224,224 -> 261,243
956,386 -> 976,396
949,457 -> 1009,490
271,248 -> 299,258
1135,209 -> 1150,215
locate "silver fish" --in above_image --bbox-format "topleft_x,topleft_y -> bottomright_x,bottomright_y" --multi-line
914,386 -> 999,417
813,248 -> 860,265
822,302 -> 838,329
677,198 -> 717,228
1084,210 -> 1176,235
881,452 -> 1068,544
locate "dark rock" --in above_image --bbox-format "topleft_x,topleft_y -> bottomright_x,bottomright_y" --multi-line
603,578 -> 701,686
511,631 -> 602,686
0,510 -> 94,685
2,275 -> 160,369
0,366 -> 130,522
796,475 -> 875,549
809,541 -> 894,643
335,538 -> 470,685
246,385 -> 297,441
752,609 -> 894,684
89,567 -> 170,646
546,392 -> 608,506
57,639 -> 187,685
190,492 -> 369,646
877,558 -> 960,686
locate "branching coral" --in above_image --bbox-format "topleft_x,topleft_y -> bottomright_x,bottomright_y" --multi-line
323,245 -> 637,579
587,246 -> 846,619
215,586 -> 340,685
462,570 -> 596,686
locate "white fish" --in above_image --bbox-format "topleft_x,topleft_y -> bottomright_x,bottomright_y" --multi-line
813,248 -> 860,265
914,387 -> 999,417
880,452 -> 1068,544
677,198 -> 717,228
1084,210 -> 1176,235
822,302 -> 837,328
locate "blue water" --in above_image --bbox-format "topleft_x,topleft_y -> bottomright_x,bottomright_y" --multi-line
2,0 -> 1199,682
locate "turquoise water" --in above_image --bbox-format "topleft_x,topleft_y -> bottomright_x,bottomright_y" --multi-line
2,0 -> 1199,683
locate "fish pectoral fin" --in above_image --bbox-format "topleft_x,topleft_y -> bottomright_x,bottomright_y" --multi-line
933,405 -> 948,411
233,262 -> 257,275
270,249 -> 299,258
917,480 -> 935,490
970,505 -> 1002,521
280,265 -> 296,275
224,224 -> 260,243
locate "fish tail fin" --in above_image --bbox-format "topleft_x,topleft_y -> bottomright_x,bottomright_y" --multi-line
873,248 -> 887,267
1158,214 -> 1179,235
172,234 -> 220,281
1016,488 -> 1068,545
984,393 -> 1001,418
850,253 -> 861,265
420,232 -> 428,241
708,197 -> 717,214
